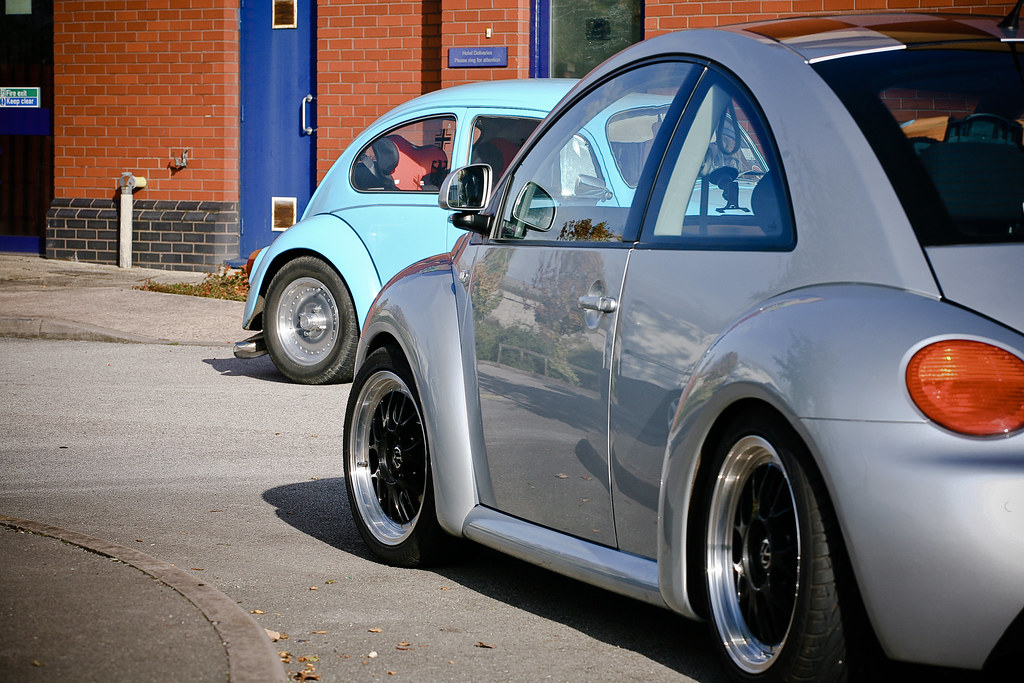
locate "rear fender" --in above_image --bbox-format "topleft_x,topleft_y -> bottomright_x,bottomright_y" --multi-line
241,214 -> 381,330
656,283 -> 1024,617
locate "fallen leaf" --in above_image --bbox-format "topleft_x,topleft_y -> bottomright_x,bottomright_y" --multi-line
312,630 -> 328,634
190,567 -> 204,571
279,651 -> 292,663
556,473 -> 569,479
368,651 -> 379,658
309,586 -> 318,590
266,629 -> 282,641
368,627 -> 383,633
396,641 -> 412,650
325,580 -> 336,584
251,609 -> 265,614
475,641 -> 496,649
388,672 -> 397,676
440,586 -> 450,591
31,660 -> 43,667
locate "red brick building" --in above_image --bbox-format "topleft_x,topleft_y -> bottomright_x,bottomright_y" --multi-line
0,0 -> 1012,271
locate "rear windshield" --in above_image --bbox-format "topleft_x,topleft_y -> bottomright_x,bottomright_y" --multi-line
814,46 -> 1024,246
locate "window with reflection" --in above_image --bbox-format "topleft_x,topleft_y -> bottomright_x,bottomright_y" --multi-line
649,70 -> 794,249
499,60 -> 700,243
352,116 -> 455,192
470,116 -> 542,179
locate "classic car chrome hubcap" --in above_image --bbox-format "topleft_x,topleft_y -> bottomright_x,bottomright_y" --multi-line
274,276 -> 339,365
298,305 -> 328,336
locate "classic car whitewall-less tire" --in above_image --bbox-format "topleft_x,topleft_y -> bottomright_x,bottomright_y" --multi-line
343,346 -> 453,567
704,411 -> 848,682
264,256 -> 358,384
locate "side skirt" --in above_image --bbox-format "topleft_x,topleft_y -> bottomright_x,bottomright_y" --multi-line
462,506 -> 666,608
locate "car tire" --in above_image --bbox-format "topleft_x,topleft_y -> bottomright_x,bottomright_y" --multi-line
264,256 -> 357,384
343,346 -> 453,567
703,410 -> 848,682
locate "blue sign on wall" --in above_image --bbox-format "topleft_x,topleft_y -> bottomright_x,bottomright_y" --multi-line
448,47 -> 508,68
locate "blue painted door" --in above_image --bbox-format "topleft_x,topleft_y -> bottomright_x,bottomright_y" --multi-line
239,0 -> 316,258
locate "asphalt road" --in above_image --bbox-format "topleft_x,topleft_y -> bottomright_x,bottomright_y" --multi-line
0,338 -> 726,682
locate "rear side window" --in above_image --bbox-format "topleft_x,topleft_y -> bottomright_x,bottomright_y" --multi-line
644,68 -> 794,250
815,48 -> 1024,245
352,116 -> 455,192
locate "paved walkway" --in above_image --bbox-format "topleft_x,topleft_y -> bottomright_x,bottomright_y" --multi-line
0,253 -> 284,681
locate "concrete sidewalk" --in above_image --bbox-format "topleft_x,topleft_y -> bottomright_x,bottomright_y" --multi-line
0,254 -> 283,681
0,253 -> 245,346
0,517 -> 285,682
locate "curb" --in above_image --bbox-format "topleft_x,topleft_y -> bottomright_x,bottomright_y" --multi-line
0,316 -> 233,347
0,516 -> 285,683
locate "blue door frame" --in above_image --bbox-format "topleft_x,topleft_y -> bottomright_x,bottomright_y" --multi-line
239,0 -> 316,260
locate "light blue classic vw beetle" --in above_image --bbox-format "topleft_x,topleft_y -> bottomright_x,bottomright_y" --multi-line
234,79 -> 575,383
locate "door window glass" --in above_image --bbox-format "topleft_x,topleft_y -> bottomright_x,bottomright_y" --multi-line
352,116 -> 455,192
648,70 -> 793,249
499,60 -> 700,243
470,116 -> 542,178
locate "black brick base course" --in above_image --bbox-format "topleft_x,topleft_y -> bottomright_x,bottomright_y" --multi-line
45,198 -> 240,273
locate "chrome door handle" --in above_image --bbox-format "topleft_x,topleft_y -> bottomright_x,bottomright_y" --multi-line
301,94 -> 314,135
578,295 -> 618,313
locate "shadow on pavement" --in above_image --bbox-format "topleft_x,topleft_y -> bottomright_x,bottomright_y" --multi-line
263,476 -> 727,682
262,477 -> 371,560
203,354 -> 288,381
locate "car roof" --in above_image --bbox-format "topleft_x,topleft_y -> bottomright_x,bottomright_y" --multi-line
383,78 -> 578,119
728,13 -> 1023,63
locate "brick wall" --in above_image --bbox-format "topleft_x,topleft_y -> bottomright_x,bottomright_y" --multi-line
43,1 -> 1016,271
645,0 -> 1014,33
440,1 -> 532,88
47,0 -> 239,271
316,0 -> 530,181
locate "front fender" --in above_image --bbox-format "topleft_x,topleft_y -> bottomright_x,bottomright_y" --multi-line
656,283 -> 1024,618
357,253 -> 478,537
241,214 -> 382,330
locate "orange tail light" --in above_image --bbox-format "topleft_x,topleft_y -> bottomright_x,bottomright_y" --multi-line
907,340 -> 1024,436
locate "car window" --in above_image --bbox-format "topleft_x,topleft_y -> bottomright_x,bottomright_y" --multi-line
607,104 -> 672,188
497,61 -> 701,243
352,116 -> 455,192
469,116 -> 542,178
813,48 -> 1024,246
647,69 -> 793,249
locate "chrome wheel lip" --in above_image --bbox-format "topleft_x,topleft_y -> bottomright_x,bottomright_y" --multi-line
707,435 -> 800,675
347,370 -> 425,546
273,276 -> 339,366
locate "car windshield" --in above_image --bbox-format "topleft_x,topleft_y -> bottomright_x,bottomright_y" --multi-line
814,46 -> 1024,246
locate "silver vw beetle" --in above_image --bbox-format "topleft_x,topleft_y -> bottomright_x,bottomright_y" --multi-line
343,13 -> 1024,681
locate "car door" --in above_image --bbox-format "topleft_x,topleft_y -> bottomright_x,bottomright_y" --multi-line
468,61 -> 702,546
609,66 -> 797,558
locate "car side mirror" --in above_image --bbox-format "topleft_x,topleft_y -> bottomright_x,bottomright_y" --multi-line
439,164 -> 492,211
574,174 -> 613,201
510,181 -> 556,232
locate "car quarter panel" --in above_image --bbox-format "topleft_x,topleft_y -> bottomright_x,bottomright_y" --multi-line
242,214 -> 382,330
651,283 -> 1024,667
357,252 -> 478,536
